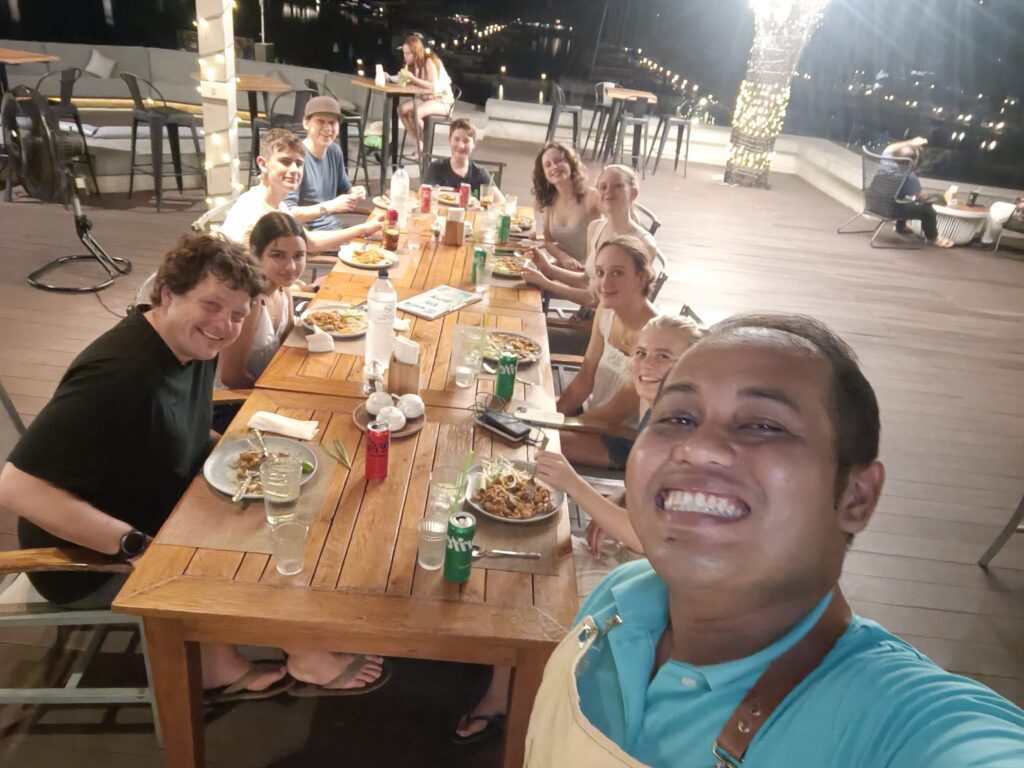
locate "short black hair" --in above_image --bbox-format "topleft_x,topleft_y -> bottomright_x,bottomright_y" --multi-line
695,313 -> 880,489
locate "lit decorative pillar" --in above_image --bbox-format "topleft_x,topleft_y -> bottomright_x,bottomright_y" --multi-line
196,0 -> 241,209
724,0 -> 832,188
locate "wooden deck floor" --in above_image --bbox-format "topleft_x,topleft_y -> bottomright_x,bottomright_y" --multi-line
0,137 -> 1022,765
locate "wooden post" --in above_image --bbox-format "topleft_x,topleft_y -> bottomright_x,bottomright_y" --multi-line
196,0 -> 241,210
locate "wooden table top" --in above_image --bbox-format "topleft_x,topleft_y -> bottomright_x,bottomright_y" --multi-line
192,72 -> 291,93
350,76 -> 433,96
606,86 -> 658,103
114,388 -> 577,652
0,47 -> 59,66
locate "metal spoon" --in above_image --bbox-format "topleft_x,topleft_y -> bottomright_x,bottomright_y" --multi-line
232,472 -> 257,503
471,545 -> 541,560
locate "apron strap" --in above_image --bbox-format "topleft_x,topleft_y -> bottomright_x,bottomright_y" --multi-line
713,589 -> 852,766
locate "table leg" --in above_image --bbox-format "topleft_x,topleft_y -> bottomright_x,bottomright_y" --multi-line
143,617 -> 203,767
503,648 -> 550,768
248,91 -> 260,179
0,63 -> 8,99
390,95 -> 402,169
601,99 -> 624,162
379,94 -> 391,195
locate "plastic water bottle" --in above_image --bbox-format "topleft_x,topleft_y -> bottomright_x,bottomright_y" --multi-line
364,268 -> 397,375
390,165 -> 410,229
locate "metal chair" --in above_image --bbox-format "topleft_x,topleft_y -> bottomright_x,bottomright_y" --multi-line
418,85 -> 462,177
614,97 -> 654,177
0,381 -> 160,740
35,68 -> 100,196
634,203 -> 661,236
250,88 -> 315,176
994,207 -> 1024,253
119,72 -> 204,212
583,82 -> 615,160
544,83 -> 583,149
978,494 -> 1024,568
836,148 -> 924,249
646,96 -> 692,177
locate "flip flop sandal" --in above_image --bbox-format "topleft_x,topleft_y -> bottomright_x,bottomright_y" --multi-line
288,656 -> 392,698
203,663 -> 294,705
451,713 -> 507,746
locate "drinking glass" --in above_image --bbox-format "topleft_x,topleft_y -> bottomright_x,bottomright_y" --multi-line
270,521 -> 309,575
451,325 -> 486,388
261,456 -> 301,525
416,518 -> 448,570
504,195 -> 519,216
428,466 -> 464,519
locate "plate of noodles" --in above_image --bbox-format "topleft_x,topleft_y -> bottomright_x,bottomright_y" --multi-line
463,457 -> 562,524
482,331 -> 542,364
203,435 -> 317,500
338,243 -> 399,270
299,303 -> 368,339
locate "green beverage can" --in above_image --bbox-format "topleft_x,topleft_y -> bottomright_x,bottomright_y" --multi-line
472,246 -> 487,285
495,352 -> 518,402
443,510 -> 476,583
498,213 -> 511,244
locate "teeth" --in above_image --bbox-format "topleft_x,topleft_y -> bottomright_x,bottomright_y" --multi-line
199,329 -> 223,341
662,490 -> 748,519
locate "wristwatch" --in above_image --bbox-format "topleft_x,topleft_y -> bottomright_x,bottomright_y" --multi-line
318,203 -> 329,217
118,529 -> 151,560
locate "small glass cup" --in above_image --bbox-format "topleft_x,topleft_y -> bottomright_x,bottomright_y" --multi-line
270,521 -> 309,575
428,465 -> 464,519
261,456 -> 301,525
504,195 -> 519,216
416,517 -> 447,570
451,325 -> 487,388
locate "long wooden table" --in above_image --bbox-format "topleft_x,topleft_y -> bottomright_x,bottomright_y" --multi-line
0,46 -> 59,97
114,209 -> 576,767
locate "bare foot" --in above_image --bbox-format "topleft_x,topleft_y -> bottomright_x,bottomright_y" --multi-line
287,650 -> 385,690
929,236 -> 955,248
200,643 -> 287,692
456,666 -> 510,738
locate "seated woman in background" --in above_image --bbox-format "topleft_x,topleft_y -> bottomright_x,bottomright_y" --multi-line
559,313 -> 702,470
522,164 -> 656,307
556,236 -> 658,417
218,212 -> 306,390
396,34 -> 454,160
422,117 -> 505,202
529,142 -> 601,271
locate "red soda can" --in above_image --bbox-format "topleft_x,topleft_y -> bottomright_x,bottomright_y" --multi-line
365,420 -> 390,480
458,183 -> 471,208
386,208 -> 399,227
419,184 -> 433,213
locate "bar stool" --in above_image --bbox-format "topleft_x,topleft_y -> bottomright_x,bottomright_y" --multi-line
250,89 -> 315,176
646,96 -> 692,177
417,85 -> 462,176
36,68 -> 100,196
544,82 -> 582,149
614,97 -> 653,177
120,72 -> 204,212
583,81 -> 615,159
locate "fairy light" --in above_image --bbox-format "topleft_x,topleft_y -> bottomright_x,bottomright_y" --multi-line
725,0 -> 832,188
197,0 -> 240,209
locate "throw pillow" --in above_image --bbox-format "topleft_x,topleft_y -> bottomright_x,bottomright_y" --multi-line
84,48 -> 117,79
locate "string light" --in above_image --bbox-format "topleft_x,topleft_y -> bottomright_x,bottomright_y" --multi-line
197,0 -> 240,209
725,0 -> 832,188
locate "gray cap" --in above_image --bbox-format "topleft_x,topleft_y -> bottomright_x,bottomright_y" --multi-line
303,95 -> 342,118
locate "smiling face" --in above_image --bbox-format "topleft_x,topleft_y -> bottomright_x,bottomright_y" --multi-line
157,275 -> 252,363
259,235 -> 307,291
449,127 -> 475,160
626,339 -> 879,600
258,148 -> 304,196
631,326 -> 692,403
541,146 -> 571,186
593,244 -> 647,309
303,113 -> 340,154
596,168 -> 636,214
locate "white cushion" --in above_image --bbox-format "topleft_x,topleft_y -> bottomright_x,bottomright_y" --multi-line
84,48 -> 117,79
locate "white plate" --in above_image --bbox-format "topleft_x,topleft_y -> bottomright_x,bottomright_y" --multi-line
203,436 -> 318,501
372,195 -> 417,212
299,303 -> 368,339
482,331 -> 542,364
338,243 -> 399,270
463,461 -> 563,524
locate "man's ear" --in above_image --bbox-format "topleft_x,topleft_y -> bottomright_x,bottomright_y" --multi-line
256,155 -> 267,173
837,460 -> 885,535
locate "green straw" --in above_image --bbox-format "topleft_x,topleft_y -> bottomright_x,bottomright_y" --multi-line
332,437 -> 352,469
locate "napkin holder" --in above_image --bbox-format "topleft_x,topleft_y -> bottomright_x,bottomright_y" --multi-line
388,337 -> 421,395
374,64 -> 386,87
444,207 -> 466,246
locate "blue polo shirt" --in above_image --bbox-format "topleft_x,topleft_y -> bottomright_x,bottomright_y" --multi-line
575,560 -> 1024,767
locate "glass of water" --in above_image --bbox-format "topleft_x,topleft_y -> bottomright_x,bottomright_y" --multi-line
261,456 -> 301,525
416,517 -> 447,570
428,466 -> 464,518
270,521 -> 309,575
451,325 -> 486,388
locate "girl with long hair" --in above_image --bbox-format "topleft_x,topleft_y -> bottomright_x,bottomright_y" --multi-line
396,34 -> 455,160
529,142 -> 601,270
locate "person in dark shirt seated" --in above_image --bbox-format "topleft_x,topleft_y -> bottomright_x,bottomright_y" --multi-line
881,136 -> 954,248
422,117 -> 506,202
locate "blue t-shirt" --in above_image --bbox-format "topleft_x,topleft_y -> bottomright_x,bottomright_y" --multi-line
575,560 -> 1024,768
284,142 -> 351,230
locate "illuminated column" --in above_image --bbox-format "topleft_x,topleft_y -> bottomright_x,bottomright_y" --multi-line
725,0 -> 832,188
196,0 -> 242,208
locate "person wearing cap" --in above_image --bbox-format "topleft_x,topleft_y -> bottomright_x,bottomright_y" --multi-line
284,95 -> 367,231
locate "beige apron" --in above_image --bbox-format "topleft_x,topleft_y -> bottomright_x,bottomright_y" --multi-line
525,616 -> 649,767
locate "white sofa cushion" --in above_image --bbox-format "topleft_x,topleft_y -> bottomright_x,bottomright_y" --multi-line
85,48 -> 117,79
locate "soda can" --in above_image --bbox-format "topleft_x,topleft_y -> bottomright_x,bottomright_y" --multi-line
458,183 -> 471,209
471,246 -> 487,285
365,420 -> 390,480
419,184 -> 433,213
497,214 -> 511,244
386,208 -> 399,227
495,352 -> 518,401
443,510 -> 476,583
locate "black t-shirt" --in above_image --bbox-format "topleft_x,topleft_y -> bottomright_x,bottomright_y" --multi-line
11,307 -> 216,605
423,159 -> 492,197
